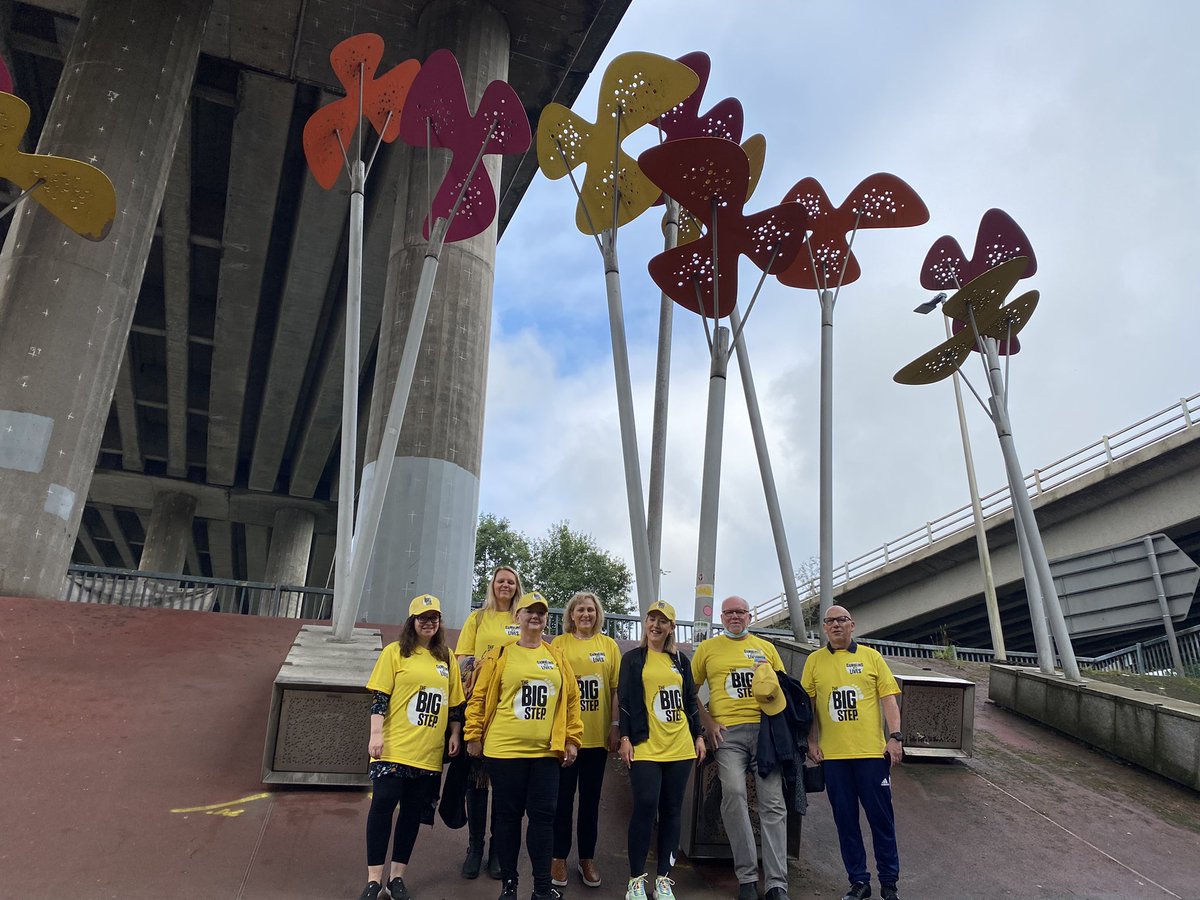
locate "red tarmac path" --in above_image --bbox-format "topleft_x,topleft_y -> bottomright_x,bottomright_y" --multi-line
2,597 -> 1198,899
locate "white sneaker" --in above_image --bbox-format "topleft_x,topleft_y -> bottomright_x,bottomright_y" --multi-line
653,875 -> 676,899
626,873 -> 648,900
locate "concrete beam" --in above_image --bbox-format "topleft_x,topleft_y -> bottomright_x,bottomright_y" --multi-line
248,95 -> 349,493
86,469 -> 338,533
161,104 -> 192,478
97,506 -> 136,570
207,71 -> 295,486
245,523 -> 269,582
76,522 -> 105,566
138,491 -> 197,574
114,346 -> 143,471
207,519 -> 234,580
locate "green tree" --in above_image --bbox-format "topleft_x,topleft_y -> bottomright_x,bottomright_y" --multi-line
472,514 -> 533,606
528,520 -> 634,614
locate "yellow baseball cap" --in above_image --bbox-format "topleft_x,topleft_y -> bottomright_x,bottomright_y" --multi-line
753,663 -> 786,716
514,591 -> 549,612
408,594 -> 441,617
647,600 -> 676,622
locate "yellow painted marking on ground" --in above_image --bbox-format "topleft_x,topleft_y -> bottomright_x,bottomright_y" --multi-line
170,792 -> 270,814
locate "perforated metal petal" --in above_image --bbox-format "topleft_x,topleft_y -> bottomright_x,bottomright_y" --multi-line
0,91 -> 115,240
940,256 -> 1027,322
920,208 -> 1037,290
893,328 -> 976,385
655,52 -> 745,143
302,99 -> 359,190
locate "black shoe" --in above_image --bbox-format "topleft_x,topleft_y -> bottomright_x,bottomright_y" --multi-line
498,878 -> 518,900
358,883 -> 383,900
487,841 -> 503,880
387,876 -> 411,900
880,884 -> 899,900
765,888 -> 791,900
841,884 -> 871,900
462,844 -> 484,879
738,882 -> 759,900
531,890 -> 565,900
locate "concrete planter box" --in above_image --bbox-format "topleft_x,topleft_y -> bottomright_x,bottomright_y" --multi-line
989,665 -> 1200,791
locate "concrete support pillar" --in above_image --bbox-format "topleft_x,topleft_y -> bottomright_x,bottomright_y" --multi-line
265,508 -> 316,587
138,490 -> 196,574
0,0 -> 212,598
361,0 -> 508,628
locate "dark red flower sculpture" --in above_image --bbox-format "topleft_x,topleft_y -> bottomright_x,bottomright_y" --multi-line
639,137 -> 809,319
654,51 -> 744,143
922,208 -> 1036,354
302,34 -> 420,190
398,48 -> 531,243
777,174 -> 928,291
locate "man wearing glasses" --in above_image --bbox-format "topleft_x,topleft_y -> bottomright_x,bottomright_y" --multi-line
802,606 -> 903,900
691,596 -> 791,900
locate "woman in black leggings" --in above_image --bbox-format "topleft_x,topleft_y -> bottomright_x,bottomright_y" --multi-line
617,600 -> 706,900
358,594 -> 464,900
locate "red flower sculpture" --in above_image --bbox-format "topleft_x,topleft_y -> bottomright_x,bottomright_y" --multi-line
654,51 -> 744,143
639,137 -> 809,319
777,174 -> 928,291
398,49 -> 531,243
302,33 -> 420,190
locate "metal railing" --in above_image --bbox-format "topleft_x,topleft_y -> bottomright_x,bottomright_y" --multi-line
1085,624 -> 1200,675
754,393 -> 1200,621
63,565 -> 333,619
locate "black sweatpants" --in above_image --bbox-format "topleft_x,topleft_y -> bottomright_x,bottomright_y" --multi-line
553,746 -> 608,859
488,756 -> 561,893
627,759 -> 693,878
365,773 -> 438,866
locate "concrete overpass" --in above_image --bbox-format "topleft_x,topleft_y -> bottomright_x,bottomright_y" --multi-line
829,395 -> 1200,656
0,0 -> 630,622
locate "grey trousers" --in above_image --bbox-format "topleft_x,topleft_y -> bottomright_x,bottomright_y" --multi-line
716,722 -> 788,891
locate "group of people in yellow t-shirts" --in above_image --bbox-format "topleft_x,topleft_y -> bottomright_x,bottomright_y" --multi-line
355,566 -> 705,900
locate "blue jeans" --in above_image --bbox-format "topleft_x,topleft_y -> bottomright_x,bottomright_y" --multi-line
824,756 -> 900,885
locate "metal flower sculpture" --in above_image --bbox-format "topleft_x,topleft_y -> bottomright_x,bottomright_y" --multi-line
777,174 -> 928,290
895,257 -> 1037,385
302,33 -> 420,190
921,207 -> 1037,355
0,91 -> 115,240
537,52 -> 699,235
640,137 -> 808,319
398,48 -> 531,243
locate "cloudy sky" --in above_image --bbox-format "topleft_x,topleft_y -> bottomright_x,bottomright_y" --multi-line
478,0 -> 1200,621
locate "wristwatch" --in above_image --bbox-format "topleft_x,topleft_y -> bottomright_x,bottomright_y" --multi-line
888,732 -> 903,742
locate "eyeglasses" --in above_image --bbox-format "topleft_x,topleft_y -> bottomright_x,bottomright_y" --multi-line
416,614 -> 442,624
823,616 -> 852,625
721,608 -> 750,617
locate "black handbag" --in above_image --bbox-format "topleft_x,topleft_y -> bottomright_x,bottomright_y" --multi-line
802,762 -> 825,793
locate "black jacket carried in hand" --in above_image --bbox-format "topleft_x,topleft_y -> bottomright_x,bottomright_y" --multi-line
756,669 -> 814,814
617,645 -> 703,746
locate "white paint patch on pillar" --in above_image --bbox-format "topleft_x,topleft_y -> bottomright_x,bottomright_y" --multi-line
44,484 -> 75,521
0,411 -> 53,472
359,456 -> 479,629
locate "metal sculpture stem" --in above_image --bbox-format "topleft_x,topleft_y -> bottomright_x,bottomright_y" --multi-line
941,311 -> 1005,660
692,325 -> 730,641
647,197 -> 680,597
980,335 -> 1081,681
729,306 -> 803,637
0,178 -> 45,219
1010,495 -> 1056,674
818,288 -> 835,617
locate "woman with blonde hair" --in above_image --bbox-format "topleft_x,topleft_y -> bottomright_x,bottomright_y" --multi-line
617,601 -> 705,900
455,565 -> 523,879
466,591 -> 584,900
550,591 -> 621,889
358,594 -> 464,900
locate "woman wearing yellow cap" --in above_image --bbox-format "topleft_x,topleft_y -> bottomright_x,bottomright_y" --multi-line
455,565 -> 523,879
617,601 -> 706,900
550,591 -> 621,889
465,591 -> 584,900
359,594 -> 465,900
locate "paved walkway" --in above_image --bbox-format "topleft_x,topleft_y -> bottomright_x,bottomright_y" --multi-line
2,598 -> 1198,899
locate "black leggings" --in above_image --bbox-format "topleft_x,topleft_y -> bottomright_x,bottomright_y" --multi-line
488,756 -> 560,892
628,759 -> 693,878
553,746 -> 608,859
365,773 -> 437,866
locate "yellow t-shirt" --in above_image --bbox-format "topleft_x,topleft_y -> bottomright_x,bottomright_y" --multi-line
483,643 -> 563,759
551,632 -> 620,749
801,642 -> 900,760
366,643 -> 466,772
634,649 -> 695,763
690,634 -> 784,726
455,607 -> 520,658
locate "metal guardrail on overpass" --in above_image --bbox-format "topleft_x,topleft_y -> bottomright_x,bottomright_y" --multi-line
753,392 -> 1200,625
